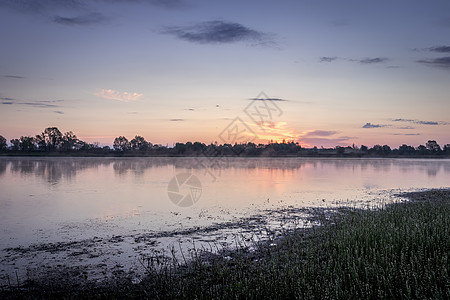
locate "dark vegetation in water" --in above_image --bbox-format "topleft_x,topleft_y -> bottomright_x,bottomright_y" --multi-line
1,127 -> 449,157
1,189 -> 449,299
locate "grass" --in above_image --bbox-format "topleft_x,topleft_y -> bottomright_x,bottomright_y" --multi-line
1,189 -> 449,299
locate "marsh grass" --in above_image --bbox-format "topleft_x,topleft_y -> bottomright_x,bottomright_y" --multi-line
2,190 -> 449,299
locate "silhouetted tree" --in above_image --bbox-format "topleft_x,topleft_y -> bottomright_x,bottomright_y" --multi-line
382,145 -> 392,155
443,144 -> 450,154
19,136 -> 35,151
113,136 -> 130,151
360,145 -> 368,152
130,135 -> 149,151
426,140 -> 441,153
0,135 -> 7,151
416,145 -> 428,155
398,144 -> 415,155
10,138 -> 20,151
61,131 -> 79,151
40,127 -> 63,151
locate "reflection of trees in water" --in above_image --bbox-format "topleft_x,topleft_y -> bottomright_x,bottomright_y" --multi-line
0,159 -> 7,176
1,157 -> 449,182
5,158 -> 113,184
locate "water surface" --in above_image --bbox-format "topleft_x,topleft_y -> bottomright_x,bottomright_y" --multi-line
0,157 -> 449,284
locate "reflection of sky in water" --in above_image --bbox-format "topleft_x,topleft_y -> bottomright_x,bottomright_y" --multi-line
0,157 -> 449,248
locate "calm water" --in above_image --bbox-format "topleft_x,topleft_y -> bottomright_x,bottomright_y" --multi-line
0,157 -> 449,283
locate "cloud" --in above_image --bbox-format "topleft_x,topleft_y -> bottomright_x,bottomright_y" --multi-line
391,118 -> 449,125
170,118 -> 184,121
248,97 -> 287,102
2,75 -> 25,79
0,97 -> 15,101
359,57 -> 388,64
53,110 -> 64,114
428,46 -> 450,53
319,56 -> 338,63
362,123 -> 387,128
417,57 -> 450,69
1,100 -> 60,108
53,12 -> 107,25
163,20 -> 275,46
392,133 -> 421,136
94,89 -> 143,102
303,130 -> 338,137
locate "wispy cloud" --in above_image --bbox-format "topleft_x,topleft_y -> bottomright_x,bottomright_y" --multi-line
53,110 -> 64,114
319,56 -> 338,63
1,100 -> 61,108
53,12 -> 107,26
303,130 -> 338,137
2,75 -> 25,79
392,133 -> 421,136
417,57 -> 450,69
392,118 -> 449,125
94,89 -> 143,102
362,123 -> 387,128
428,46 -> 450,53
0,97 -> 15,101
170,118 -> 184,121
359,57 -> 388,64
248,97 -> 287,102
163,20 -> 275,46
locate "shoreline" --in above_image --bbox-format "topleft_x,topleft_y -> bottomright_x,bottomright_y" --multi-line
1,188 -> 449,299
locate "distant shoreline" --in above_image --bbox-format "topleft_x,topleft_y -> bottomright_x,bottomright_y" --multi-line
1,152 -> 449,158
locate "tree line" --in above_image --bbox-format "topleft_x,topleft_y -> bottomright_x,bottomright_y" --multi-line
0,127 -> 449,157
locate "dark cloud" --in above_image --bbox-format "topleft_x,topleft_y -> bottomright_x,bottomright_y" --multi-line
0,97 -> 15,101
248,97 -> 287,102
2,75 -> 25,79
392,133 -> 421,136
359,57 -> 388,64
53,110 -> 64,114
21,102 -> 59,108
362,123 -> 387,128
392,118 -> 448,125
170,118 -> 184,121
1,100 -> 61,108
319,56 -> 338,63
417,57 -> 450,69
429,46 -> 450,53
304,130 -> 338,137
163,21 -> 275,46
53,12 -> 107,25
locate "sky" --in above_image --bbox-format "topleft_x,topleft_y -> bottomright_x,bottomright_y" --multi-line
0,0 -> 449,148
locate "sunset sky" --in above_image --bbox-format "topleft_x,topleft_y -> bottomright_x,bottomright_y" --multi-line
1,0 -> 449,148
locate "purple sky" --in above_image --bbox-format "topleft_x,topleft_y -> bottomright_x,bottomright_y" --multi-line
1,0 -> 449,147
